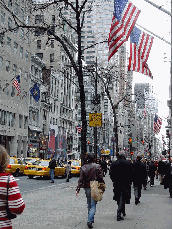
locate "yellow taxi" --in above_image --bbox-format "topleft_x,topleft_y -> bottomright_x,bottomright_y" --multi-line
22,157 -> 39,165
70,160 -> 81,176
24,159 -> 66,179
6,157 -> 26,176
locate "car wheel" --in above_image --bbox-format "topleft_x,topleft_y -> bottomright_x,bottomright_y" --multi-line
14,169 -> 20,177
28,175 -> 34,179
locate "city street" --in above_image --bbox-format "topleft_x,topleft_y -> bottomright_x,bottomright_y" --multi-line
12,174 -> 172,229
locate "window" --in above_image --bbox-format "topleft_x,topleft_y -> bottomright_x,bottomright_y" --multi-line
19,114 -> 23,128
1,11 -> 5,23
19,68 -> 22,78
35,28 -> 44,36
37,40 -> 41,49
14,22 -> 19,33
24,72 -> 28,82
20,46 -> 23,58
35,15 -> 44,24
50,53 -> 54,62
20,28 -> 24,39
52,15 -> 55,24
8,0 -> 12,9
0,57 -> 3,69
7,37 -> 11,48
12,64 -> 17,76
51,40 -> 54,48
11,85 -> 15,97
6,60 -> 10,72
21,8 -> 24,21
14,3 -> 19,15
25,51 -> 28,61
14,42 -> 18,54
24,116 -> 28,129
11,113 -> 15,127
8,17 -> 12,30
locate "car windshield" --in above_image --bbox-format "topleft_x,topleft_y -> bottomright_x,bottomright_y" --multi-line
10,159 -> 15,164
39,161 -> 50,167
71,161 -> 80,166
25,159 -> 37,163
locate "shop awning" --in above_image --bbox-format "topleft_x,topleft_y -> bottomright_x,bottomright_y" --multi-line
28,126 -> 42,132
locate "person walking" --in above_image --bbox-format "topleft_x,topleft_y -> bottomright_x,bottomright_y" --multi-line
132,154 -> 146,205
0,145 -> 25,228
76,153 -> 104,228
143,160 -> 148,190
100,158 -> 107,177
66,161 -> 71,182
110,153 -> 132,221
148,160 -> 157,187
162,157 -> 172,197
48,154 -> 56,183
158,158 -> 166,184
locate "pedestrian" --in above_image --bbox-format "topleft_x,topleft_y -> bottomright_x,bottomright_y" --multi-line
143,160 -> 148,190
48,154 -> 56,183
154,160 -> 158,179
0,145 -> 25,228
162,157 -> 172,197
148,160 -> 157,186
66,161 -> 71,182
158,158 -> 166,184
100,158 -> 107,177
76,153 -> 104,228
110,153 -> 132,221
132,154 -> 146,205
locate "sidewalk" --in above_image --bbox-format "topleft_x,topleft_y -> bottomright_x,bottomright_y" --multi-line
12,175 -> 172,229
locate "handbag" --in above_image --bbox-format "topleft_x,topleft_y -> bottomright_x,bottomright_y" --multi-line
90,164 -> 106,202
5,175 -> 17,219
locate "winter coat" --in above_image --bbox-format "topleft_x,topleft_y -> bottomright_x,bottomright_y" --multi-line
162,163 -> 172,189
101,161 -> 107,172
48,158 -> 56,170
66,164 -> 71,177
158,161 -> 165,174
76,162 -> 104,192
132,160 -> 146,187
0,173 -> 25,229
149,162 -> 157,177
110,159 -> 132,203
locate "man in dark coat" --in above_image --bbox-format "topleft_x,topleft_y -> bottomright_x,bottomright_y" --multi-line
148,160 -> 157,186
110,153 -> 132,221
132,154 -> 146,205
101,158 -> 107,177
48,154 -> 57,183
158,158 -> 166,184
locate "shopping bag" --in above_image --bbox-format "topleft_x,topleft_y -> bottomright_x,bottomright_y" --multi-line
90,180 -> 106,201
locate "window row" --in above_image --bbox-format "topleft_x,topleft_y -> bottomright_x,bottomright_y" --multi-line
0,110 -> 15,127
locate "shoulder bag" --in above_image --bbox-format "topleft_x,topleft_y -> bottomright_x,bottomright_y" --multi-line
90,164 -> 106,202
5,175 -> 17,219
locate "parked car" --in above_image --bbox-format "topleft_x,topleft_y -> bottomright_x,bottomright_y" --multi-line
24,159 -> 66,179
6,157 -> 26,176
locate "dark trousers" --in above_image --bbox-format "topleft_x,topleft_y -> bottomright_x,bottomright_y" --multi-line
133,185 -> 141,199
117,191 -> 125,216
150,176 -> 154,185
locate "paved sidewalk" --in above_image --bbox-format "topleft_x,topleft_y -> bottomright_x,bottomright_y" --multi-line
12,175 -> 172,229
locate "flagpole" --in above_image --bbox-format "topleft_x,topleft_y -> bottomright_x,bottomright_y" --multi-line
2,75 -> 17,91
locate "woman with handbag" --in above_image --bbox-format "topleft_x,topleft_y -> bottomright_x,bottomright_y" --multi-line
76,153 -> 105,229
0,145 -> 25,229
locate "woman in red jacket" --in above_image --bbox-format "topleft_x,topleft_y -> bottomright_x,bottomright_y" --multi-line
0,145 -> 25,229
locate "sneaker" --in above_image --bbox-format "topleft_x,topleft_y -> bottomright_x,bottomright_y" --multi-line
122,213 -> 126,217
117,216 -> 124,221
87,222 -> 93,228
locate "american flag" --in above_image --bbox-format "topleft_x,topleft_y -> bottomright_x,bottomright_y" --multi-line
13,75 -> 20,94
76,125 -> 82,133
128,26 -> 154,79
108,0 -> 140,61
154,114 -> 162,135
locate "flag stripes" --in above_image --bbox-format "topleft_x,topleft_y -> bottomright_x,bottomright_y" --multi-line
108,0 -> 140,61
154,114 -> 162,135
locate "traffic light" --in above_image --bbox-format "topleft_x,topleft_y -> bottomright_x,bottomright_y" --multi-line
166,129 -> 170,138
130,152 -> 133,155
128,138 -> 132,145
142,140 -> 144,145
87,141 -> 90,145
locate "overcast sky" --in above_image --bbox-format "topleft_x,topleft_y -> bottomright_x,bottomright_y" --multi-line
129,0 -> 171,137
